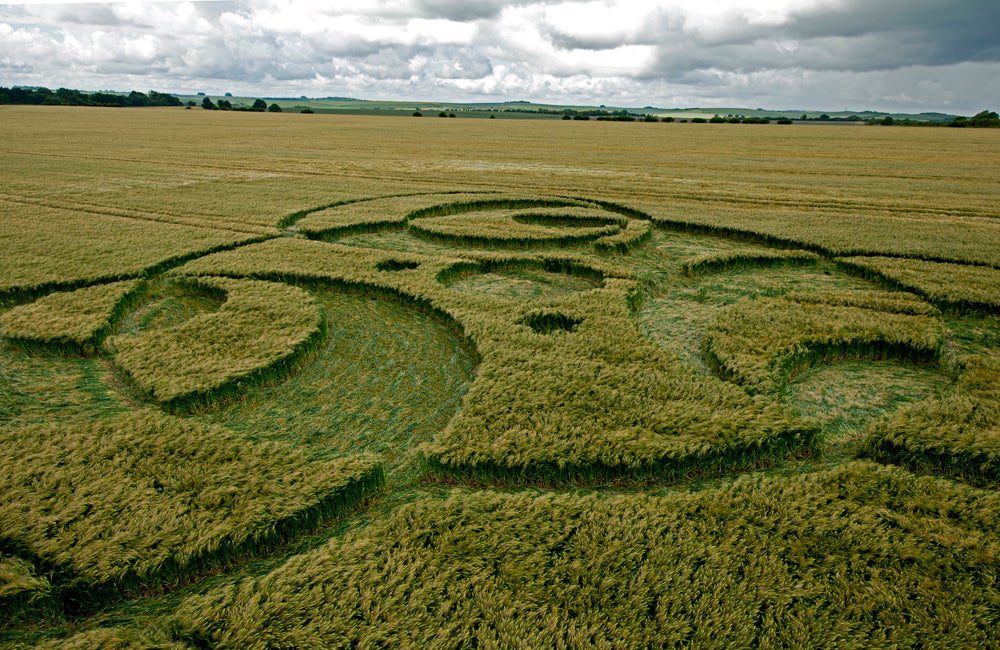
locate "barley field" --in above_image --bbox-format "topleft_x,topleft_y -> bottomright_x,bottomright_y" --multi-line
1,105 -> 998,648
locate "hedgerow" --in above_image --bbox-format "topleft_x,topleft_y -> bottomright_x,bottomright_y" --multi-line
836,255 -> 1000,312
106,276 -> 325,412
0,410 -> 382,610
704,295 -> 945,392
862,350 -> 999,487
0,280 -> 143,354
172,461 -> 1000,649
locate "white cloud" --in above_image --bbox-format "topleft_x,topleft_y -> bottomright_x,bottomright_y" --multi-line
0,0 -> 997,113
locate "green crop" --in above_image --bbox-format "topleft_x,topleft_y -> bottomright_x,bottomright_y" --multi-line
704,294 -> 945,392
175,238 -> 815,480
862,350 -> 1000,486
106,277 -> 325,412
0,410 -> 382,609
681,248 -> 820,275
0,280 -> 143,354
837,256 -> 1000,312
173,462 -> 1000,649
1,108 -> 997,645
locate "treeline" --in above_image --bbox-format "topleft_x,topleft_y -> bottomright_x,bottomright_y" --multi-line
0,86 -> 180,107
873,111 -> 999,128
948,110 -> 1000,128
200,97 -> 283,112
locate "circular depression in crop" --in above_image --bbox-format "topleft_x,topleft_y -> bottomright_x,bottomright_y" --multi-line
407,200 -> 628,248
192,287 -> 477,468
439,261 -> 605,301
785,360 -> 952,436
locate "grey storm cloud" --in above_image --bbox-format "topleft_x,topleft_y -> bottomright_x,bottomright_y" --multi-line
0,0 -> 997,114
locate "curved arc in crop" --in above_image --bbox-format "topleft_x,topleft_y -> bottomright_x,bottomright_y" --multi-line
0,280 -> 147,357
651,215 -> 1000,270
284,190 -> 505,236
435,256 -> 609,293
681,250 -> 821,276
703,329 -> 947,396
172,267 -> 485,370
108,276 -> 329,414
0,233 -> 275,308
834,257 -> 1000,314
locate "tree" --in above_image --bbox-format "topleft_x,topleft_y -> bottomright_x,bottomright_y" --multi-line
301,108 -> 314,114
439,111 -> 448,117
268,103 -> 282,113
881,116 -> 894,126
661,116 -> 674,122
252,99 -> 267,111
488,114 -> 495,119
562,114 -> 572,120
819,114 -> 830,120
970,110 -> 1000,127
217,99 -> 232,110
202,97 -> 217,110
413,111 -> 423,117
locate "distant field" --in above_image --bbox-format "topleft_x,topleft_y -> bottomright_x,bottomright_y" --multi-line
1,105 -> 998,647
177,95 -> 957,122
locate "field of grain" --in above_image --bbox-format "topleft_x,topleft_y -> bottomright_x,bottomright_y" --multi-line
1,106 -> 998,647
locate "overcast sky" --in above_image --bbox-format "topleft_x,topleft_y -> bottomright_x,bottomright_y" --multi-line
2,0 -> 998,113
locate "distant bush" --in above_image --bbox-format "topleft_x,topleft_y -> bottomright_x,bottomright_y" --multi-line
268,103 -> 282,113
661,116 -> 674,122
413,111 -> 423,117
643,115 -> 658,122
881,116 -> 895,126
201,97 -> 216,110
776,118 -> 793,125
301,108 -> 314,114
439,111 -> 448,118
488,114 -> 495,119
252,99 -> 267,111
448,113 -> 456,118
573,115 -> 589,121
709,116 -> 725,123
691,117 -> 707,123
217,99 -> 232,111
562,115 -> 572,120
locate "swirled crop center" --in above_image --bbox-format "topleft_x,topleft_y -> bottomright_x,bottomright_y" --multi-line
189,286 -> 477,468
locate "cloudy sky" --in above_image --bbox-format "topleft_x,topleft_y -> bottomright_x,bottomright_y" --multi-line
2,0 -> 998,113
